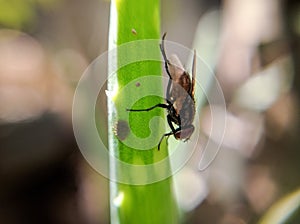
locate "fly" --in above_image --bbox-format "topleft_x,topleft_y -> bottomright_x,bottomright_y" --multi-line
127,33 -> 196,150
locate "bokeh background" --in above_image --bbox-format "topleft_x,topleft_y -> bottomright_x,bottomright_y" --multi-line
0,0 -> 300,223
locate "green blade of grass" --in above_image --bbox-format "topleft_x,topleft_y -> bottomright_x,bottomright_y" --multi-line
108,0 -> 181,223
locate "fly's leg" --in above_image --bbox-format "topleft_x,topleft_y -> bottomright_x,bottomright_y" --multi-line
126,103 -> 169,112
167,114 -> 177,134
158,114 -> 182,150
159,33 -> 172,79
158,131 -> 172,151
160,33 -> 174,101
158,127 -> 181,151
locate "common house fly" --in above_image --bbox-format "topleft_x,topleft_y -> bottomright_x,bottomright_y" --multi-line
127,33 -> 196,150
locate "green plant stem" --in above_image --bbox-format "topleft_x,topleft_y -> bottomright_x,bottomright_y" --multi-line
108,0 -> 180,223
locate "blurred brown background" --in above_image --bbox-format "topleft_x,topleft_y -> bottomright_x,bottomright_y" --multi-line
0,0 -> 299,223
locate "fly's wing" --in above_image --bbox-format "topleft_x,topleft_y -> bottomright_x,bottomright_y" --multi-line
168,54 -> 185,80
191,50 -> 196,96
167,54 -> 193,114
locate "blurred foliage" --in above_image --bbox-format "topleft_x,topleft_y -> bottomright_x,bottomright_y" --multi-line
0,0 -> 60,29
259,188 -> 300,224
